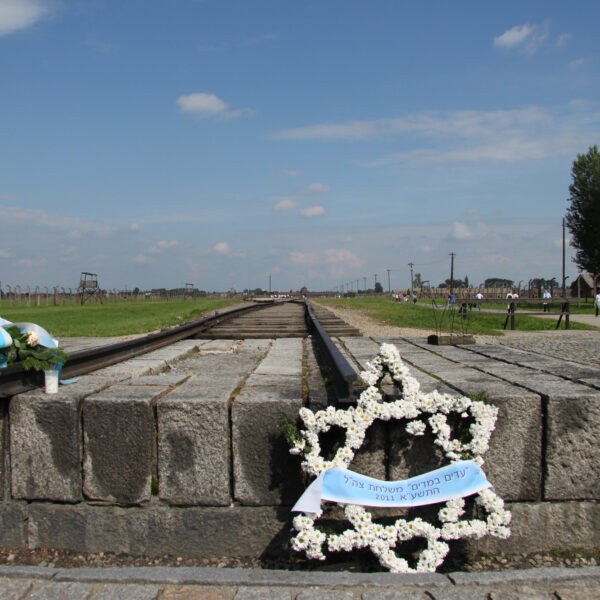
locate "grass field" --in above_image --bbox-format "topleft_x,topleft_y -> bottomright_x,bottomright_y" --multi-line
316,297 -> 596,334
0,298 -> 239,337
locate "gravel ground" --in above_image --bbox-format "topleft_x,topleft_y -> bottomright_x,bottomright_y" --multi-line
318,302 -> 600,367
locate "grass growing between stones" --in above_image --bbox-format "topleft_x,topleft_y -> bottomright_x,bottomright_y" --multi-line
0,298 -> 239,337
316,297 -> 595,334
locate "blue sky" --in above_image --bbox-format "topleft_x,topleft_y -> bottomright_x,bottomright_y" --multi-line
1,0 -> 599,292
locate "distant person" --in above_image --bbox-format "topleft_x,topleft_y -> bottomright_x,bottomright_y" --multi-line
506,291 -> 515,311
476,292 -> 484,310
412,293 -> 417,304
543,289 -> 551,312
596,290 -> 600,317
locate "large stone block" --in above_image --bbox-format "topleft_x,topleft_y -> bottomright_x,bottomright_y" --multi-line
348,420 -> 386,480
386,365 -> 542,501
467,501 -> 600,556
28,503 -> 288,558
545,392 -> 600,500
158,385 -> 231,505
0,502 -> 27,547
481,394 -> 542,502
253,338 -> 303,377
83,385 -> 168,504
232,386 -> 304,505
10,387 -> 85,502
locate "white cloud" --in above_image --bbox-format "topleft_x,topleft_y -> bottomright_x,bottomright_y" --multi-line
494,23 -> 536,49
130,223 -> 141,231
273,169 -> 299,177
493,23 -> 548,54
214,241 -> 231,254
176,92 -> 253,119
331,102 -> 600,167
148,240 -> 178,254
300,182 -> 330,195
0,0 -> 50,36
300,205 -> 325,218
16,257 -> 48,268
486,253 -> 512,265
1,204 -> 117,236
0,249 -> 12,258
130,254 -> 155,264
556,33 -> 572,48
289,251 -> 319,265
568,58 -> 586,70
273,197 -> 299,211
451,221 -> 488,241
324,249 -> 364,268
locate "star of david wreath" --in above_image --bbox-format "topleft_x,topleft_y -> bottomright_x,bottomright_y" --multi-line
288,343 -> 511,573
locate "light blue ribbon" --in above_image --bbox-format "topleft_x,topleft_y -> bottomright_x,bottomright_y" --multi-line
292,460 -> 491,513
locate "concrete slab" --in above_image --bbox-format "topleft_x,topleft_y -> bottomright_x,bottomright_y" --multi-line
253,338 -> 303,377
27,503 -> 288,558
232,386 -> 303,505
0,503 -> 27,547
158,385 -> 231,505
10,386 -> 90,502
93,359 -> 167,379
83,385 -> 169,504
545,392 -> 600,500
468,501 -> 600,555
199,340 -> 242,353
129,373 -> 191,387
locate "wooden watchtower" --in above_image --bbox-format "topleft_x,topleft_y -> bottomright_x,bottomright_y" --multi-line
78,272 -> 101,304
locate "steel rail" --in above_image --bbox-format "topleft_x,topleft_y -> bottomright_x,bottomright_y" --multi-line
304,300 -> 358,400
0,302 -> 273,398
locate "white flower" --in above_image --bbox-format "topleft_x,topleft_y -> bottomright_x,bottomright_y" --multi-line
26,331 -> 39,347
405,420 -> 426,436
287,342 -> 509,573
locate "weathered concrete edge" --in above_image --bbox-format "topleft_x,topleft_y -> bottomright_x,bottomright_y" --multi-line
1,565 -> 599,588
449,565 -> 600,586
0,565 -> 448,587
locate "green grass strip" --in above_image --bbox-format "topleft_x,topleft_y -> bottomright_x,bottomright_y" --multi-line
316,297 -> 596,334
0,298 -> 239,337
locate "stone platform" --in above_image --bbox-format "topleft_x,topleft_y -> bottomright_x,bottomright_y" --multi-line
1,333 -> 599,563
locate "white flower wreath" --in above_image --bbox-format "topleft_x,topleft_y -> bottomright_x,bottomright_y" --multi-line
289,343 -> 511,573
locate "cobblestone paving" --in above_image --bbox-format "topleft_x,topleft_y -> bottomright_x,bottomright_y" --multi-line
491,331 -> 600,368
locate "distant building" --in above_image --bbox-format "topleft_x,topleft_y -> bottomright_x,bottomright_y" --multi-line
571,274 -> 596,298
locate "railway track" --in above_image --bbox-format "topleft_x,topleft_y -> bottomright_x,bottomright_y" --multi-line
0,300 -> 359,398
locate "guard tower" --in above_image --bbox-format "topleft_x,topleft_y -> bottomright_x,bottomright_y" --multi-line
78,272 -> 101,304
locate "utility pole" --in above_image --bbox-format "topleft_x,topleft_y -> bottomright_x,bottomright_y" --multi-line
562,218 -> 566,296
449,252 -> 455,296
374,273 -> 377,292
387,269 -> 391,294
408,262 -> 414,297
269,273 -> 271,295
363,276 -> 367,291
357,279 -> 360,293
